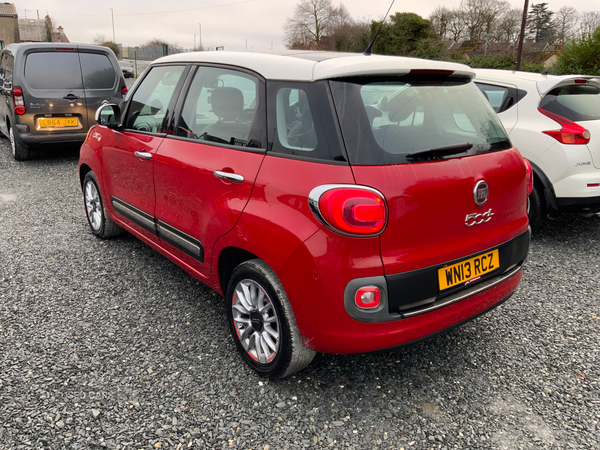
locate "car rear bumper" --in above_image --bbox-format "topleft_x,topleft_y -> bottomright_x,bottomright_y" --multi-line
556,196 -> 600,214
278,228 -> 529,355
15,124 -> 87,148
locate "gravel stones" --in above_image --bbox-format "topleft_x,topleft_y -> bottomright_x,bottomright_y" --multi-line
0,141 -> 599,449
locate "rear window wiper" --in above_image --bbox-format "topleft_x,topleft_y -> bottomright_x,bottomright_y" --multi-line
406,142 -> 473,160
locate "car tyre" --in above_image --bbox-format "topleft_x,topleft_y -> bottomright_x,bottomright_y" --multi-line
9,126 -> 30,161
83,171 -> 122,238
226,259 -> 315,379
528,183 -> 546,231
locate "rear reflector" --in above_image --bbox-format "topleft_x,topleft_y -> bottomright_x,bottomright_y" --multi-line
355,286 -> 381,309
538,108 -> 590,145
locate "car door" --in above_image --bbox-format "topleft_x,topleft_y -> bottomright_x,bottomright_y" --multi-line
153,65 -> 266,277
101,65 -> 187,243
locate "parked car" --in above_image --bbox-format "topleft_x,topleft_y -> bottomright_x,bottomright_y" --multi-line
79,51 -> 531,378
0,42 -> 127,160
119,60 -> 134,78
474,70 -> 600,228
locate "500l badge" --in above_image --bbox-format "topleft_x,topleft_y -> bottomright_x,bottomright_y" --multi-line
465,209 -> 494,227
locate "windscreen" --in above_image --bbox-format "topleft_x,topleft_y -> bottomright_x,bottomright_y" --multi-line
539,84 -> 600,122
330,76 -> 511,165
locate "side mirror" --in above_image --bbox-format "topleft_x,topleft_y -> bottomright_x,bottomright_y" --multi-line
95,103 -> 121,129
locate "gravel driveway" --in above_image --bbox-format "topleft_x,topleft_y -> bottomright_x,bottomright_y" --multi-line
0,140 -> 598,449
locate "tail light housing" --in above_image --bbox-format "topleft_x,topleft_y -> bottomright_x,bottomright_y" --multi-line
13,86 -> 26,115
538,108 -> 590,145
524,159 -> 533,195
309,185 -> 388,236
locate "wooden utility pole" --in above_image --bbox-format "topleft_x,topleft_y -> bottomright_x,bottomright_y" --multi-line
515,0 -> 529,71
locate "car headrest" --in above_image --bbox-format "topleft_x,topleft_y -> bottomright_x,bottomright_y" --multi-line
211,87 -> 243,121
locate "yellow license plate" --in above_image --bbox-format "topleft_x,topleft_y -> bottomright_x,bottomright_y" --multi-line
39,117 -> 79,128
438,249 -> 500,291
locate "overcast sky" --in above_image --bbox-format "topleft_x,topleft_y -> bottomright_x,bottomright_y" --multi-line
18,0 -> 600,53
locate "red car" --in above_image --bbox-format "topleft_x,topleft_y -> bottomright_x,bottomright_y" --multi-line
79,51 -> 531,378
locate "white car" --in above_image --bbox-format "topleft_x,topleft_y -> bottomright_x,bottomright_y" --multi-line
474,69 -> 600,228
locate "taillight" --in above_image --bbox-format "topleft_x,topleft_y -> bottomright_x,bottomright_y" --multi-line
12,86 -> 25,115
355,286 -> 381,309
538,108 -> 590,145
524,159 -> 533,196
121,86 -> 128,97
309,185 -> 387,236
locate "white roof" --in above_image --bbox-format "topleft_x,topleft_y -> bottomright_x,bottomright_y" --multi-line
474,68 -> 600,96
156,50 -> 474,82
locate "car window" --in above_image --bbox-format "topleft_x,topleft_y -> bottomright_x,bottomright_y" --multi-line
175,66 -> 263,148
80,53 -> 117,89
124,65 -> 185,133
540,84 -> 600,122
275,88 -> 317,151
475,83 -> 509,113
24,52 -> 83,89
330,77 -> 511,165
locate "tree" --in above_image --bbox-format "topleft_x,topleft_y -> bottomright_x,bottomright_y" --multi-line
44,15 -> 54,42
93,34 -> 120,58
578,11 -> 600,39
285,0 -> 333,50
461,0 -> 508,41
553,26 -> 600,75
429,6 -> 452,39
369,13 -> 439,57
553,6 -> 579,43
495,9 -> 522,43
528,3 -> 554,43
446,9 -> 467,43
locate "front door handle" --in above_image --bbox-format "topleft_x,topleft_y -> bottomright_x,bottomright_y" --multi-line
134,151 -> 152,160
214,171 -> 244,183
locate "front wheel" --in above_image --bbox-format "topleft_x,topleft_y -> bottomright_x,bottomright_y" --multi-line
226,259 -> 315,379
83,171 -> 122,239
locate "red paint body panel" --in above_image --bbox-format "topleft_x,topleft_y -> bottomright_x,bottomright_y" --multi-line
100,128 -> 164,244
222,155 -> 356,273
352,148 -> 529,274
153,138 -> 265,277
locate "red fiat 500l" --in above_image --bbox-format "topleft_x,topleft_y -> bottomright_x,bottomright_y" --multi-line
79,51 -> 531,378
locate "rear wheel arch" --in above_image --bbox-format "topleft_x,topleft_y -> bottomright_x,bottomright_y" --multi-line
528,160 -> 559,217
218,247 -> 259,296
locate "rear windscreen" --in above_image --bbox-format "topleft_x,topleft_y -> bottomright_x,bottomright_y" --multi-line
539,84 -> 600,122
80,53 -> 117,89
330,76 -> 511,165
25,52 -> 83,89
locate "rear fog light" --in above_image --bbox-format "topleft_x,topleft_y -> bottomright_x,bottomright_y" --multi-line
355,286 -> 381,309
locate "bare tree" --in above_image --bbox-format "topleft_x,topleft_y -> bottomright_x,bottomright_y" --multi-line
494,8 -> 522,43
446,9 -> 467,43
285,0 -> 334,50
578,11 -> 600,38
461,0 -> 509,41
429,6 -> 453,39
553,6 -> 579,43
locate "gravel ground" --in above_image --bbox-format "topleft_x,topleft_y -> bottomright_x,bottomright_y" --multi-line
0,140 -> 599,450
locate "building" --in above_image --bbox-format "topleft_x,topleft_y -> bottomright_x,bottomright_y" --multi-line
0,2 -> 19,47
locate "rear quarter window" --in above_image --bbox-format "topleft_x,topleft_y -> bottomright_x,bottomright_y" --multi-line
80,53 -> 117,89
24,52 -> 83,89
539,84 -> 600,122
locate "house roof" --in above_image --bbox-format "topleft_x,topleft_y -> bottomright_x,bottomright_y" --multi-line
18,18 -> 47,42
0,3 -> 17,17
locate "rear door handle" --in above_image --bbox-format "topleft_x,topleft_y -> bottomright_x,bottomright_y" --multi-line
134,151 -> 152,160
214,171 -> 244,183
63,94 -> 80,100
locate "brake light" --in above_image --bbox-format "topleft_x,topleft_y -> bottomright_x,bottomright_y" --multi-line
121,86 -> 128,97
538,108 -> 590,145
309,185 -> 387,236
524,159 -> 533,196
12,86 -> 25,115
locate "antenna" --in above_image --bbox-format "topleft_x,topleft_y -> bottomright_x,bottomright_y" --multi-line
363,0 -> 396,56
